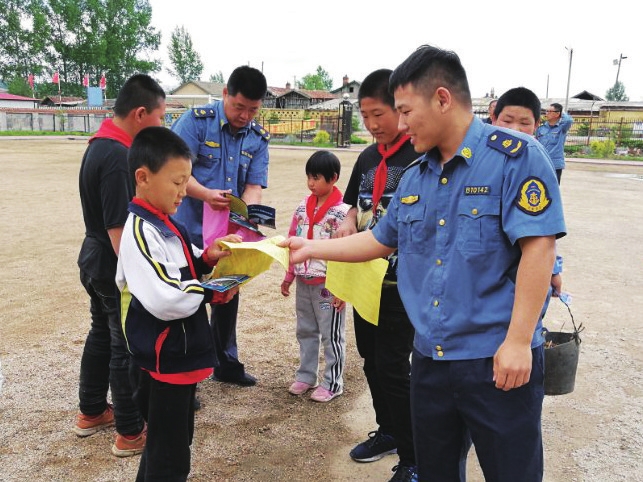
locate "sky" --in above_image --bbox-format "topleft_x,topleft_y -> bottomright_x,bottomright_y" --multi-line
149,0 -> 643,102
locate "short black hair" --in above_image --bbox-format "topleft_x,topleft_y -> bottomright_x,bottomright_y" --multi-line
129,126 -> 192,182
495,87 -> 541,123
550,103 -> 562,113
227,66 -> 267,100
359,69 -> 394,109
305,150 -> 341,183
389,44 -> 471,108
113,74 -> 165,118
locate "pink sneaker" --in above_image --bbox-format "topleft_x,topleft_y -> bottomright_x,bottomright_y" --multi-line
288,381 -> 317,395
310,386 -> 343,403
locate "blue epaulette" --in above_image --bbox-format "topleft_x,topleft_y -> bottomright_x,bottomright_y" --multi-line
192,107 -> 217,118
250,121 -> 271,141
487,130 -> 526,157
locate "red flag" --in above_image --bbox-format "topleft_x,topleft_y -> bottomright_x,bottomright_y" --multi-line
52,71 -> 59,84
28,74 -> 34,90
82,74 -> 89,87
99,73 -> 106,90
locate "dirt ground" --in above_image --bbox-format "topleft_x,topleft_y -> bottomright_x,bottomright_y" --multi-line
1,137 -> 642,482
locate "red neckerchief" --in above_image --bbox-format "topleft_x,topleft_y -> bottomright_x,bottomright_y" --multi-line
305,186 -> 343,239
372,135 -> 410,210
132,197 -> 197,279
89,118 -> 132,148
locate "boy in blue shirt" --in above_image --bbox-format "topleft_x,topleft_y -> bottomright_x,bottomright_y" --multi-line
117,126 -> 240,481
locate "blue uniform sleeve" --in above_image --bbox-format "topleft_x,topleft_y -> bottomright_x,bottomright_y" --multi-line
244,135 -> 269,188
560,113 -> 574,133
501,143 -> 567,244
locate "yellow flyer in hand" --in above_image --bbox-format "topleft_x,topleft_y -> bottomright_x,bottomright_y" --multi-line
326,259 -> 388,326
211,235 -> 289,280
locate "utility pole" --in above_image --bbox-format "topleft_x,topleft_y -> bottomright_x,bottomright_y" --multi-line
614,53 -> 627,85
564,47 -> 573,112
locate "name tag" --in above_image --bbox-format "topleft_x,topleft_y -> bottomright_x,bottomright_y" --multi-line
464,186 -> 490,195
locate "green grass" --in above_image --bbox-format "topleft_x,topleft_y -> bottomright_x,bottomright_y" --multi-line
0,130 -> 92,136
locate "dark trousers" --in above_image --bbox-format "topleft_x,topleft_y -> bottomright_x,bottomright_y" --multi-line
210,293 -> 246,378
556,168 -> 563,184
411,346 -> 545,482
353,285 -> 415,464
132,370 -> 196,482
78,271 -> 143,435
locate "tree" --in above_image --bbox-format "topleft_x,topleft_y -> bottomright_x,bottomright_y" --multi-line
0,0 -> 161,98
209,71 -> 225,83
0,0 -> 50,84
606,81 -> 629,101
8,77 -> 32,97
297,66 -> 333,91
167,25 -> 203,85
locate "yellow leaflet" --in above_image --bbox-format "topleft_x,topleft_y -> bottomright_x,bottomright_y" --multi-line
326,259 -> 388,326
211,235 -> 289,280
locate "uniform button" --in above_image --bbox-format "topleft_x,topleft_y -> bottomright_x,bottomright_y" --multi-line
436,345 -> 442,351
433,300 -> 439,307
439,219 -> 446,226
226,177 -> 232,182
436,259 -> 442,266
208,154 -> 213,159
437,351 -> 444,357
441,177 -> 448,185
229,156 -> 234,161
471,208 -> 478,215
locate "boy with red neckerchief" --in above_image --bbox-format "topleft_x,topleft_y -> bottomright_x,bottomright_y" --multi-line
334,69 -> 420,482
280,150 -> 349,403
116,126 -> 240,481
75,74 -> 166,457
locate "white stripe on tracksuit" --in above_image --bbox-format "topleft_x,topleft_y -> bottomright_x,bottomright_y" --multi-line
294,278 -> 346,393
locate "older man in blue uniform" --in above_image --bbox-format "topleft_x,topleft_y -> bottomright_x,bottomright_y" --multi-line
536,102 -> 574,183
281,45 -> 566,481
172,66 -> 270,386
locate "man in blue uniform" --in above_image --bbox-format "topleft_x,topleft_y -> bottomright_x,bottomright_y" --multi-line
172,66 -> 270,386
536,102 -> 573,183
281,45 -> 566,481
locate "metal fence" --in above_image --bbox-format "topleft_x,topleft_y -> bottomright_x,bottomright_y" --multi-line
254,113 -> 340,143
564,118 -> 643,151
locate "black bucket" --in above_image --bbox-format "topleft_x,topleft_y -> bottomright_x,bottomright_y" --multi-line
543,298 -> 583,396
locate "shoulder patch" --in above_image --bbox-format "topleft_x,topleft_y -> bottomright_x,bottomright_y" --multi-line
192,108 -> 217,118
250,121 -> 271,141
515,176 -> 551,215
487,130 -> 526,157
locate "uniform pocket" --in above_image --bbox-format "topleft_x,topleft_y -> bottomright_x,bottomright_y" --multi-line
456,195 -> 502,257
192,145 -> 221,184
397,202 -> 430,254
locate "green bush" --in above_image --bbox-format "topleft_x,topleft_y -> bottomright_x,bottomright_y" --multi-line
576,123 -> 589,136
590,140 -> 615,158
564,145 -> 584,155
313,130 -> 330,146
350,134 -> 367,144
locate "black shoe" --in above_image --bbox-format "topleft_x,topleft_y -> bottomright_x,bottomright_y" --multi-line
349,430 -> 397,462
211,372 -> 257,387
389,463 -> 418,482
